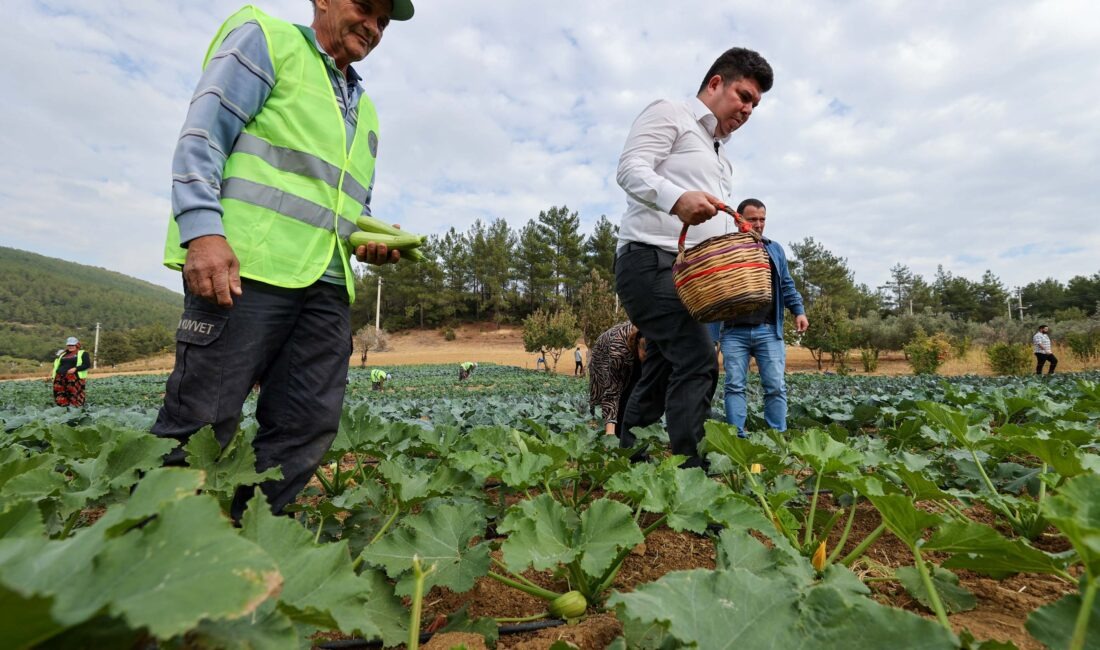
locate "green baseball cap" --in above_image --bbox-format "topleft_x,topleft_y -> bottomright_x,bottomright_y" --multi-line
390,0 -> 414,21
307,1 -> 413,21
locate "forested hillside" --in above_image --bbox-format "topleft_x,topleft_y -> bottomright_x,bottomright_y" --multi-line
0,246 -> 181,362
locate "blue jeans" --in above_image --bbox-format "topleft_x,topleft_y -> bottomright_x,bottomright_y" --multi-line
720,324 -> 787,433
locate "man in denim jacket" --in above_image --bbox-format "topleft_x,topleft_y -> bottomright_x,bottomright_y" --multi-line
719,198 -> 809,434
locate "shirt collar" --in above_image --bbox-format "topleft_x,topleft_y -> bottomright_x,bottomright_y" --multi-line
296,25 -> 363,84
690,97 -> 730,143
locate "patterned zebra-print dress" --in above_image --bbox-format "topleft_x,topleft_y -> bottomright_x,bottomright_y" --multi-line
588,321 -> 637,424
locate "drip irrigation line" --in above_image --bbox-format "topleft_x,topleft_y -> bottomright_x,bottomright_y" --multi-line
315,619 -> 566,649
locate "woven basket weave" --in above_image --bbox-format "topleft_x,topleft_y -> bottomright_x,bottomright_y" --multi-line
673,207 -> 772,322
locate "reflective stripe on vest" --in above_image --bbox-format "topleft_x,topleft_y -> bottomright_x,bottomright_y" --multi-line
53,350 -> 88,380
163,5 -> 378,301
231,132 -> 371,207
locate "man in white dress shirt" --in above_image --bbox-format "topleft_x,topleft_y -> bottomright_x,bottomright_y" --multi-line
1032,324 -> 1057,375
613,47 -> 773,467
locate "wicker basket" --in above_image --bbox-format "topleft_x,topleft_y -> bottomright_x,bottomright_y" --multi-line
673,207 -> 772,322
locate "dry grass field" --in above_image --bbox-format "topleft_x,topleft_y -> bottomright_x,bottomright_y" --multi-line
5,322 -> 1097,381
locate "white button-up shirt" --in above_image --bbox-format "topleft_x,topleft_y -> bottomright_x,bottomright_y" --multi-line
1033,331 -> 1052,354
616,97 -> 738,253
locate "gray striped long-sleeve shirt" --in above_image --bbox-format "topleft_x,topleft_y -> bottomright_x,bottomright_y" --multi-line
171,20 -> 375,284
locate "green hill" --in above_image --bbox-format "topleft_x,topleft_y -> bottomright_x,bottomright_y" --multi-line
0,246 -> 182,362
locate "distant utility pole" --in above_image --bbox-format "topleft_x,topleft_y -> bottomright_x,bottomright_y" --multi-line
375,275 -> 383,337
1005,295 -> 1013,321
1017,289 -> 1026,321
93,322 -> 101,369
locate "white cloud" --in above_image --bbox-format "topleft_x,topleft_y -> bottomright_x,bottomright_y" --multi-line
2,0 -> 1098,301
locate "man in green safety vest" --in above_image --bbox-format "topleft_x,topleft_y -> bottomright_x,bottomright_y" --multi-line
370,368 -> 390,391
152,0 -> 414,522
459,361 -> 477,381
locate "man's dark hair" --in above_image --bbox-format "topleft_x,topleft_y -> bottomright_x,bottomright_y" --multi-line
698,47 -> 773,95
1038,324 -> 1048,331
737,198 -> 766,214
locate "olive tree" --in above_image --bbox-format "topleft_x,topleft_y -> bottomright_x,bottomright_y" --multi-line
800,299 -> 855,371
522,307 -> 580,371
576,270 -> 622,348
353,325 -> 390,367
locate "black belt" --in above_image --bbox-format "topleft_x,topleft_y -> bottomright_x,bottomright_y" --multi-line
620,241 -> 672,254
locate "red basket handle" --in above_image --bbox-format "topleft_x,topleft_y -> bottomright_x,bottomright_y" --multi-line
676,203 -> 754,254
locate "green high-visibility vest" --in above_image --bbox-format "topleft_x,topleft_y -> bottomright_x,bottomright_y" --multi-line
164,5 -> 380,302
371,368 -> 386,383
53,350 -> 88,380
460,362 -> 474,372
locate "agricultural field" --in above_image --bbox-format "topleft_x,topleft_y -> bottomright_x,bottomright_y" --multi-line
1,366 -> 1099,649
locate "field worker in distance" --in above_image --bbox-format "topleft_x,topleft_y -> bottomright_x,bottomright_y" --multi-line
50,336 -> 91,407
1033,324 -> 1057,375
614,47 -> 773,467
370,368 -> 391,391
719,199 -> 808,436
152,0 -> 414,522
574,346 -> 585,376
459,361 -> 477,381
588,322 -> 647,437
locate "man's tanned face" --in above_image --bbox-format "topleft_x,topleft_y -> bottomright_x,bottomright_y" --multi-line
742,204 -> 766,236
313,0 -> 392,71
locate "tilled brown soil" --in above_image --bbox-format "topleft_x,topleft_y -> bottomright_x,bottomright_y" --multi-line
410,527 -> 715,650
396,501 -> 1074,650
821,499 -> 1076,650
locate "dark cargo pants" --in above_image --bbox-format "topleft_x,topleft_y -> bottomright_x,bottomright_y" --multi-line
151,278 -> 351,520
614,243 -> 719,466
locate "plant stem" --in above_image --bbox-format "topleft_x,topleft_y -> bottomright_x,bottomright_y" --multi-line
827,504 -> 857,564
940,500 -> 967,521
567,560 -> 588,598
576,481 -> 595,506
804,470 -> 824,548
592,514 -> 666,596
314,514 -> 325,544
970,448 -> 1022,528
58,510 -> 82,540
841,522 -> 886,567
495,612 -> 550,623
913,549 -> 952,633
744,469 -> 784,540
314,468 -> 334,495
1036,462 -> 1048,507
491,557 -> 547,593
354,453 -> 371,484
1054,569 -> 1078,584
641,514 -> 668,537
366,500 -> 401,547
487,571 -> 560,601
1069,578 -> 1097,650
408,557 -> 435,650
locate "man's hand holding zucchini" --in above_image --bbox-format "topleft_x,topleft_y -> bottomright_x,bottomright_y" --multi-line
350,215 -> 427,265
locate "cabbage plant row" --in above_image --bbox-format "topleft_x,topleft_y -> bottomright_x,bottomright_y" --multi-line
0,367 -> 1097,649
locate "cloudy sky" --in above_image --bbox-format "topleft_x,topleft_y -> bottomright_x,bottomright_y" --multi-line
3,0 -> 1098,297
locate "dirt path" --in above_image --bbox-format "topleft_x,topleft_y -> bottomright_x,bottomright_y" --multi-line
49,324 -> 878,378
5,323 -> 1096,381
